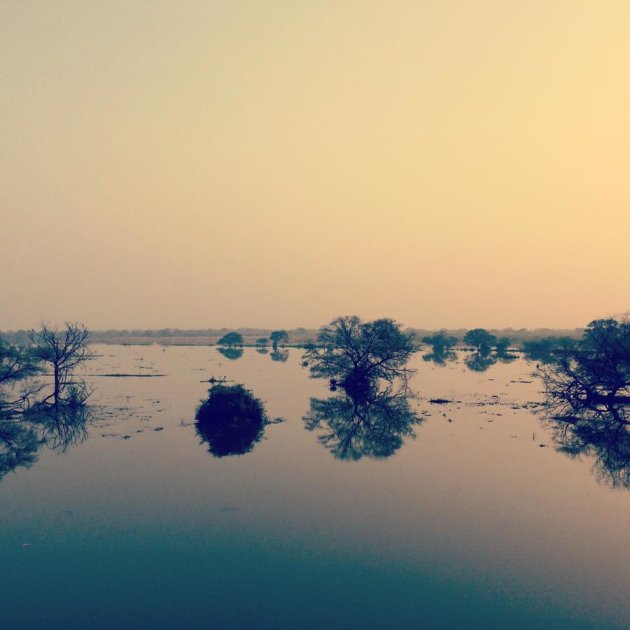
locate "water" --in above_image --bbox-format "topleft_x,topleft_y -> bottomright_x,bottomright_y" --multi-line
1,346 -> 629,629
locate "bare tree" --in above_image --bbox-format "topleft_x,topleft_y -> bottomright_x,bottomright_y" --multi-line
29,322 -> 95,407
0,338 -> 43,415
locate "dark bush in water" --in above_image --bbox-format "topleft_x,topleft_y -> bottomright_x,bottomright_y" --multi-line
195,385 -> 266,457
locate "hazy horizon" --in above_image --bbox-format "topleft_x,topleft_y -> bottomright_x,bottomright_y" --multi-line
3,2 -> 629,331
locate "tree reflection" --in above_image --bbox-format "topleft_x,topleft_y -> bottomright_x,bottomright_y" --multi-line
304,381 -> 423,461
423,348 -> 457,365
217,346 -> 244,361
544,404 -> 629,489
270,348 -> 289,362
0,404 -> 93,481
0,415 -> 41,481
195,384 -> 267,457
31,405 -> 92,453
464,352 -> 497,372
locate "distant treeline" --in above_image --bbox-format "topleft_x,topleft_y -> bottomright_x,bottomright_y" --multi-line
0,326 -> 583,347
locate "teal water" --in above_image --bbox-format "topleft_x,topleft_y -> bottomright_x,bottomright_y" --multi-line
1,346 -> 629,629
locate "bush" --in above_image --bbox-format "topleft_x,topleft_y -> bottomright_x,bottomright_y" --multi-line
195,385 -> 266,457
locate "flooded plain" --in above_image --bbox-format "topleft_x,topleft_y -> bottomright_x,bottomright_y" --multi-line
1,345 -> 629,629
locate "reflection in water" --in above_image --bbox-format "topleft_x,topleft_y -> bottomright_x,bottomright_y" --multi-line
0,416 -> 41,480
256,348 -> 269,355
217,346 -> 244,361
303,317 -> 420,459
422,332 -> 458,367
304,382 -> 423,461
545,404 -> 629,489
423,348 -> 457,365
0,405 -> 92,480
496,346 -> 518,363
464,351 -> 497,372
33,405 -> 92,453
270,348 -> 289,362
195,384 -> 267,457
523,337 -> 577,364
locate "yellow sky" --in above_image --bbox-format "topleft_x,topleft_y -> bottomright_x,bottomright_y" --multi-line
2,1 -> 629,330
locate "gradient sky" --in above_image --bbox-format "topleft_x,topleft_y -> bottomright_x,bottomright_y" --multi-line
2,1 -> 629,331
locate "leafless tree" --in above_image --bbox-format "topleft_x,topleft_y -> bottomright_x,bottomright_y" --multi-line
0,339 -> 43,415
29,322 -> 95,407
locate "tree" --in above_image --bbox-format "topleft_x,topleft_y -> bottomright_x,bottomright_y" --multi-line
495,337 -> 511,356
217,331 -> 243,347
0,337 -> 42,414
422,331 -> 458,365
270,330 -> 289,349
463,328 -> 497,355
304,316 -> 415,389
29,322 -> 94,407
255,337 -> 269,347
541,316 -> 630,409
539,317 -> 630,487
422,331 -> 457,354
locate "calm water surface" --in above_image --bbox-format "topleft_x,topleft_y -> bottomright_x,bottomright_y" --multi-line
1,346 -> 629,629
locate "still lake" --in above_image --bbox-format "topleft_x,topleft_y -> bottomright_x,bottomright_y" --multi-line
1,345 -> 629,629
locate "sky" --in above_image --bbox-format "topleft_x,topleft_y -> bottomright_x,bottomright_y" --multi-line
2,1 -> 629,331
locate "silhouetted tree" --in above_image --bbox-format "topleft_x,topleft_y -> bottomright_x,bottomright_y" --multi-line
256,337 -> 269,347
539,317 -> 630,488
422,331 -> 458,365
541,317 -> 630,408
305,316 -> 415,388
195,385 -> 267,457
217,331 -> 243,347
270,330 -> 289,349
0,337 -> 42,414
495,337 -> 510,355
422,331 -> 457,354
463,328 -> 496,355
29,322 -> 94,407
